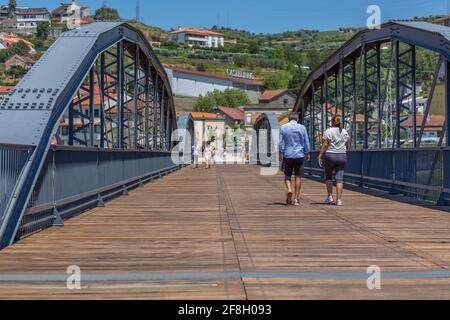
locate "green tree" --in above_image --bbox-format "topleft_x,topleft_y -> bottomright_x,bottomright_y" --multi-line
264,73 -> 290,90
288,67 -> 308,90
94,6 -> 121,21
247,40 -> 260,54
193,89 -> 250,112
8,0 -> 16,16
307,49 -> 322,69
7,41 -> 29,57
36,21 -> 50,40
5,65 -> 27,80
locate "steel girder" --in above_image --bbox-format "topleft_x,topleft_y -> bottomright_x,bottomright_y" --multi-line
0,22 -> 177,248
395,42 -> 416,148
364,43 -> 381,149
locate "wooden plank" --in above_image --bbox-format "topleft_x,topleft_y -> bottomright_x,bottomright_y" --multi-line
1,164 -> 450,299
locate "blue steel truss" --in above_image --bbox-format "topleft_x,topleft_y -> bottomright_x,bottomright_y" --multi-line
0,23 -> 177,248
294,21 -> 450,205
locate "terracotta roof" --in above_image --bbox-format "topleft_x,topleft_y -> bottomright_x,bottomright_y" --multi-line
166,66 -> 264,86
251,113 -> 261,125
0,86 -> 14,94
403,115 -> 445,127
6,54 -> 35,64
217,106 -> 244,121
259,89 -> 295,103
16,8 -> 49,15
0,34 -> 34,47
80,17 -> 94,24
168,28 -> 223,37
1,18 -> 17,24
190,112 -> 224,120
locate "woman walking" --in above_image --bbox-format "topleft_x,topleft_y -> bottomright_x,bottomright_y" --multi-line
204,143 -> 212,169
318,114 -> 349,206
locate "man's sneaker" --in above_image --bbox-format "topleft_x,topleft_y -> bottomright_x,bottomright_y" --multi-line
336,200 -> 343,206
324,196 -> 334,205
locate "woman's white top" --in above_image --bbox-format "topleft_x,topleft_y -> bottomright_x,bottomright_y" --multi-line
324,127 -> 349,154
204,147 -> 212,159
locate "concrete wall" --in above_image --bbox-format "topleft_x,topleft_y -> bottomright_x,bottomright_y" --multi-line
193,119 -> 226,148
165,68 -> 261,103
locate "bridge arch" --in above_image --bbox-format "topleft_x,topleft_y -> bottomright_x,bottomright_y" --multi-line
294,21 -> 450,204
0,22 -> 178,248
253,112 -> 280,167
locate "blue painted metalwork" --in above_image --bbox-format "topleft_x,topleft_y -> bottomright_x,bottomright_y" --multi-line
0,22 -> 178,249
295,21 -> 450,205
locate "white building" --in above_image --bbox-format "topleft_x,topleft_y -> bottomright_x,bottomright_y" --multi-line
52,1 -> 91,23
0,6 -> 50,35
168,27 -> 224,48
165,66 -> 264,103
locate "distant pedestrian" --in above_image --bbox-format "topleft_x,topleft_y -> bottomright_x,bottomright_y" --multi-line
192,144 -> 200,169
204,143 -> 212,169
279,113 -> 311,206
318,114 -> 349,206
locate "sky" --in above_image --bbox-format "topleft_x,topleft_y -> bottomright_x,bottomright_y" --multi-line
15,0 -> 450,33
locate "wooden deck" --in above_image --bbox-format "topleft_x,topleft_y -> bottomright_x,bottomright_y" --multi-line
1,164 -> 450,299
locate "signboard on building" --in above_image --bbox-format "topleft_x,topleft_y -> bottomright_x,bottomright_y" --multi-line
226,69 -> 255,80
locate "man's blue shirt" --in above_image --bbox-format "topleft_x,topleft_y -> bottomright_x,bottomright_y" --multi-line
279,120 -> 311,159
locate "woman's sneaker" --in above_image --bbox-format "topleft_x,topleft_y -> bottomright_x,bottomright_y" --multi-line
324,196 -> 334,205
336,200 -> 343,206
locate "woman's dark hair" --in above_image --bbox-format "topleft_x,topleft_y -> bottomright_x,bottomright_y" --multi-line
332,114 -> 343,131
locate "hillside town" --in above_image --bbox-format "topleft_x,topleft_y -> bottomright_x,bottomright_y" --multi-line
0,0 -> 446,152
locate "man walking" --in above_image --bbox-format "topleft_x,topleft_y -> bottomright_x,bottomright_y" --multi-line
279,113 -> 311,206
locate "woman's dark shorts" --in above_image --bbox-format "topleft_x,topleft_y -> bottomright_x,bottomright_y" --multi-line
324,153 -> 347,183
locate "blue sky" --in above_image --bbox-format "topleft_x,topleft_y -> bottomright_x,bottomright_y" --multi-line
15,0 -> 449,33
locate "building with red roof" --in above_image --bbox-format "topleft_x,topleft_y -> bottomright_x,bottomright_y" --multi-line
259,89 -> 296,106
168,27 -> 224,48
0,86 -> 14,103
212,106 -> 245,127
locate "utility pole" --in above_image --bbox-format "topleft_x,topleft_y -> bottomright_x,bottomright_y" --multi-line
136,0 -> 140,23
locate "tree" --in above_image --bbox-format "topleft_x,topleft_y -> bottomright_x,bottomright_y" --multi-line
36,21 -> 50,40
193,89 -> 250,112
264,73 -> 290,90
5,65 -> 27,80
247,40 -> 260,54
94,6 -> 121,21
196,62 -> 206,72
288,67 -> 308,90
7,41 -> 29,57
8,0 -> 16,17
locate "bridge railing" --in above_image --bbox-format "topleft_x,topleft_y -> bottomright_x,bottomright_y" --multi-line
304,147 -> 449,204
16,146 -> 182,240
0,144 -> 33,223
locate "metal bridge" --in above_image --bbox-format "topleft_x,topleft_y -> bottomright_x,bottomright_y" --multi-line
2,21 -> 450,299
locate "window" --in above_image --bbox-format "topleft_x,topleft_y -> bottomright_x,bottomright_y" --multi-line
61,127 -> 69,136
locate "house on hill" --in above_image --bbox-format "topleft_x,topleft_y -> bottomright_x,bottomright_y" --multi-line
168,27 -> 224,48
5,54 -> 35,70
52,1 -> 91,23
0,6 -> 50,35
259,89 -> 296,107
